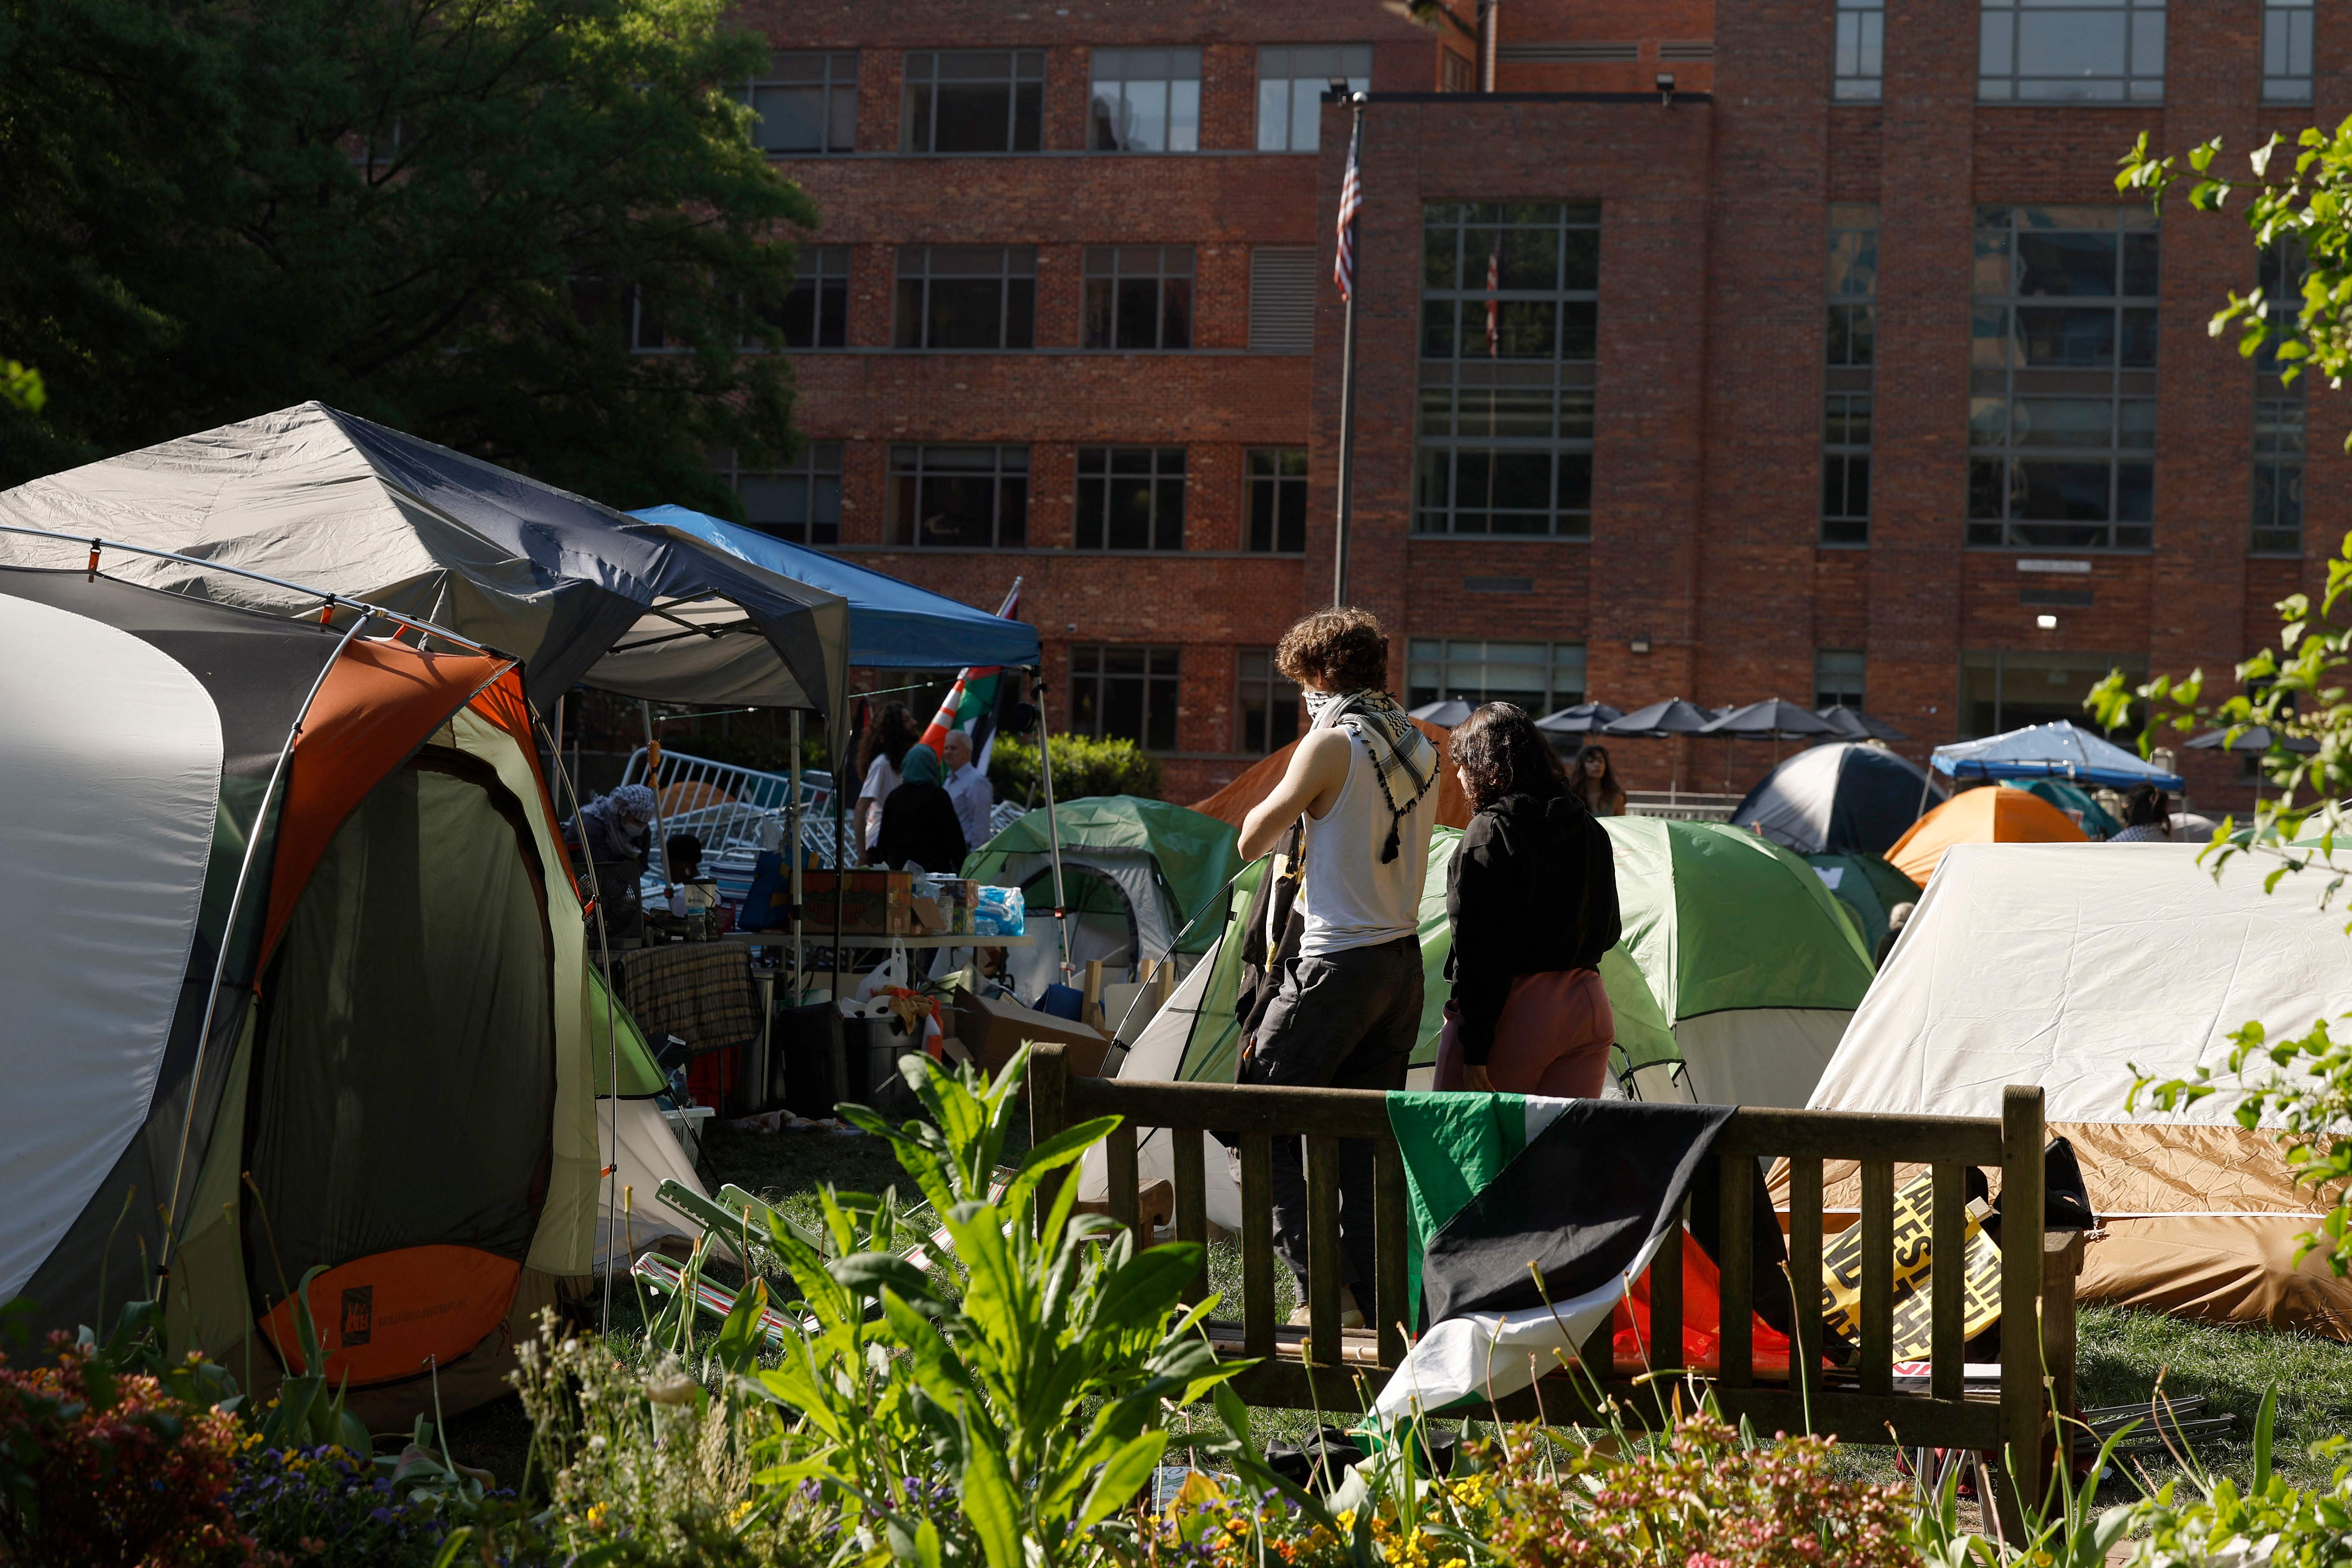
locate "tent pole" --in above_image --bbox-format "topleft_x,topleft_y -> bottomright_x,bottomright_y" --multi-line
641,701 -> 669,894
1033,669 -> 1074,983
159,611 -> 377,1270
790,709 -> 805,1003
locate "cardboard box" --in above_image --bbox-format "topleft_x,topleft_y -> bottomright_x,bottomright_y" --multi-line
951,986 -> 1112,1078
802,870 -> 913,935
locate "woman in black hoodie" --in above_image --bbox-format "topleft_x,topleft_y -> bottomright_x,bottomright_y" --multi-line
1437,703 -> 1623,1095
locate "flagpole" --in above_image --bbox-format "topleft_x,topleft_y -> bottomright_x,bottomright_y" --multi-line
1332,92 -> 1366,608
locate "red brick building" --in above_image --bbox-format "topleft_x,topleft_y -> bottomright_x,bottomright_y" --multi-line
733,0 -> 2329,810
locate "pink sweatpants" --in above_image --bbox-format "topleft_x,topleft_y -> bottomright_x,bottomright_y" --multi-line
1433,968 -> 1615,1097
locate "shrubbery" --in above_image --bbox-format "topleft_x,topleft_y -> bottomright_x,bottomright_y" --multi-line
989,735 -> 1164,804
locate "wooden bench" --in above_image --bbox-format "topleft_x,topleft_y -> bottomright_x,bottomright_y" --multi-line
1027,1044 -> 2080,1525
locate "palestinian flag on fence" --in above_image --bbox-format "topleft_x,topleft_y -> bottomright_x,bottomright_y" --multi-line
1373,1094 -> 1799,1420
918,579 -> 1023,770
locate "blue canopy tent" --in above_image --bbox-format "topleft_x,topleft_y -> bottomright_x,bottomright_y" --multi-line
630,505 -> 1040,669
628,505 -> 1075,985
1929,719 -> 2185,792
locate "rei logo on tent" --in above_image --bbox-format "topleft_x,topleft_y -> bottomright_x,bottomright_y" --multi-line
340,1287 -> 374,1348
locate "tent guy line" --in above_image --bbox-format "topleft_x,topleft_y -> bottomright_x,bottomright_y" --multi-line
0,521 -> 504,658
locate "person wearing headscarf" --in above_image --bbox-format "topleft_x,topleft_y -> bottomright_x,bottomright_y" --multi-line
566,782 -> 659,937
872,743 -> 970,873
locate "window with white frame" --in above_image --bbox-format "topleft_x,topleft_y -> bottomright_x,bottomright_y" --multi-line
1968,205 -> 2159,550
743,52 -> 858,153
1088,49 -> 1201,151
1256,44 -> 1372,152
1247,448 -> 1308,553
1407,640 -> 1586,714
757,245 -> 848,349
2265,0 -> 2314,104
1835,0 -> 1884,100
2255,238 -> 2307,556
1978,0 -> 2165,103
1823,204 -> 1877,545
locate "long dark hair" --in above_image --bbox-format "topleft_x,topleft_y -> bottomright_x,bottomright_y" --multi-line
1573,744 -> 1627,815
1449,702 -> 1566,812
859,700 -> 919,776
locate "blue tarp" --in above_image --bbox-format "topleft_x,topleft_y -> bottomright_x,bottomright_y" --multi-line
630,504 -> 1041,670
1930,719 -> 2185,792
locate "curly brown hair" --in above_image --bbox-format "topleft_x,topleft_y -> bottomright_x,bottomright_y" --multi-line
1449,702 -> 1567,811
1274,607 -> 1390,693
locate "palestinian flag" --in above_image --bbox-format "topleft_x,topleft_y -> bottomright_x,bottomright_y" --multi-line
1373,1094 -> 1797,1420
918,580 -> 1022,770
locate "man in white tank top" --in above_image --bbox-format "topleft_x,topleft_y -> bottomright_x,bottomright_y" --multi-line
1237,609 -> 1437,1333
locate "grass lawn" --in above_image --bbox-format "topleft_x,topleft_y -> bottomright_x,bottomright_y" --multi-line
445,1115 -> 2352,1505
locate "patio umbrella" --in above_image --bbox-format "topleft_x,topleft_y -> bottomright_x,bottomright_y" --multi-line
2184,725 -> 2317,755
1603,699 -> 1717,796
1701,698 -> 1841,788
1409,698 -> 1475,727
1535,702 -> 1624,746
1816,704 -> 1909,743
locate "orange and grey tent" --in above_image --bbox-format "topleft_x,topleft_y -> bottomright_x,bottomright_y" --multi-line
0,567 -> 599,1415
1883,784 -> 2085,885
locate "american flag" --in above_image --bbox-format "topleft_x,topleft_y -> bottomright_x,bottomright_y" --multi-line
1485,239 -> 1501,357
1333,116 -> 1363,301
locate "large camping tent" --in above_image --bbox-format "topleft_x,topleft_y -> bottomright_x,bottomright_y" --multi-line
0,402 -> 851,718
1803,852 -> 1922,956
0,567 -> 603,1416
1730,742 -> 1942,856
1885,784 -> 2086,884
965,797 -> 1241,1001
1810,841 -> 2352,1334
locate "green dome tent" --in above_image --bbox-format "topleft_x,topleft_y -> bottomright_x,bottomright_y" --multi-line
1803,851 -> 1922,956
964,796 -> 1241,1002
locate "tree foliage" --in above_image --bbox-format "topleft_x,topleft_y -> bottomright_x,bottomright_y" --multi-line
0,0 -> 816,511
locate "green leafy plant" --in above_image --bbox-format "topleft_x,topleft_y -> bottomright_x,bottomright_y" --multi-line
989,735 -> 1164,805
2116,1383 -> 2352,1567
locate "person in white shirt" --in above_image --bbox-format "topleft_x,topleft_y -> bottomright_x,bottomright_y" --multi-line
854,701 -> 918,857
940,729 -> 995,850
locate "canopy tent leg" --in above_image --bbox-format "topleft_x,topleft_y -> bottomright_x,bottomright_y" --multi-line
789,709 -> 805,1004
1033,670 -> 1073,984
641,701 -> 670,896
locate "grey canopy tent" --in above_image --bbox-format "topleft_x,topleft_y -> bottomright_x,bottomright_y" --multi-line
0,402 -> 851,718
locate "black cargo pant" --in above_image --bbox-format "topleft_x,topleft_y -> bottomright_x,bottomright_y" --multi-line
1240,934 -> 1422,1331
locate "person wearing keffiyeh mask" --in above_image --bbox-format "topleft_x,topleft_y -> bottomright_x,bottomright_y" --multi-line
1237,607 -> 1438,1333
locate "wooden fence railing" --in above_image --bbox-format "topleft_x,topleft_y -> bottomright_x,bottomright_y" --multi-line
1027,1044 -> 2079,1525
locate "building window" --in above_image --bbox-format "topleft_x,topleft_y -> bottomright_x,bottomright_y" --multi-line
1967,205 -> 2159,550
1082,247 -> 1193,350
2265,0 -> 2315,104
1237,649 -> 1302,753
1439,49 -> 1476,93
1074,447 -> 1185,551
1249,247 -> 1316,353
1816,649 -> 1866,711
901,50 -> 1044,153
2255,239 -> 2307,556
721,444 -> 842,547
1407,640 -> 1586,714
1978,0 -> 2165,103
893,246 -> 1035,349
1256,45 -> 1372,152
1248,448 -> 1308,553
1070,645 -> 1179,750
743,52 -> 858,154
758,245 -> 848,349
630,288 -> 681,353
1823,204 -> 1877,545
886,445 -> 1029,548
1961,649 -> 2146,738
1416,201 -> 1601,539
1835,0 -> 1884,100
1088,48 -> 1200,151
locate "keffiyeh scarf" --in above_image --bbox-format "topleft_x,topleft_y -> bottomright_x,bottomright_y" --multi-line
1308,688 -> 1439,863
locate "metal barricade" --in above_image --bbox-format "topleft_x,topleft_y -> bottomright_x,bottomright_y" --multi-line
618,747 -> 840,876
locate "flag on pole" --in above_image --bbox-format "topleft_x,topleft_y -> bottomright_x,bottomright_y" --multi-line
1333,116 -> 1363,301
918,578 -> 1025,772
1485,237 -> 1501,357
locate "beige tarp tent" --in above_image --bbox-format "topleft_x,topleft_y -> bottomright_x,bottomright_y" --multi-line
1807,840 -> 2352,1335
